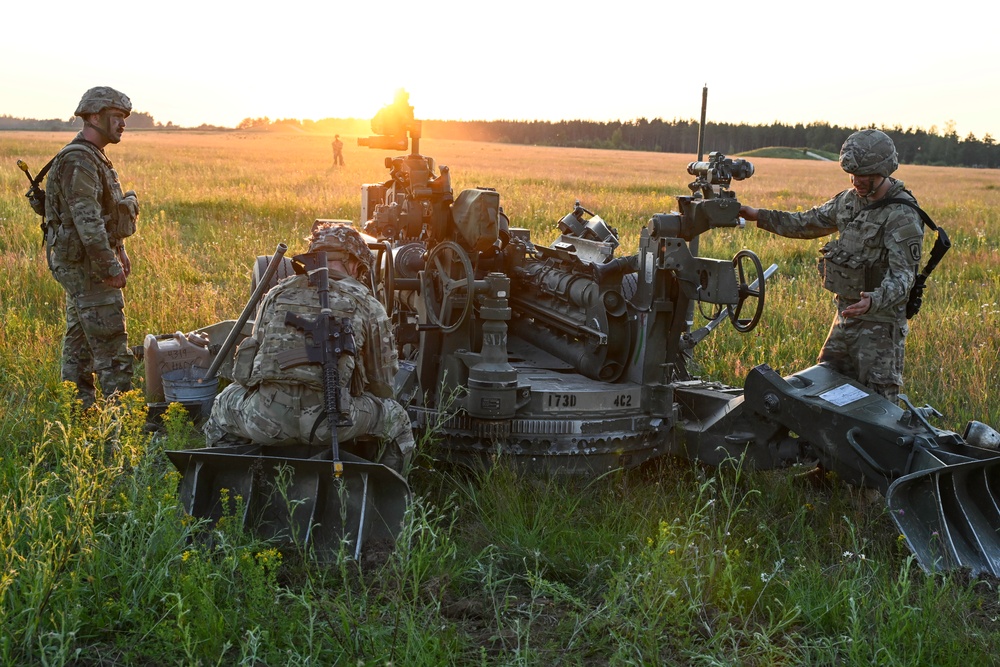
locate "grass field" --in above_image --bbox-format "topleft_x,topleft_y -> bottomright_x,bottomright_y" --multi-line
1,130 -> 999,665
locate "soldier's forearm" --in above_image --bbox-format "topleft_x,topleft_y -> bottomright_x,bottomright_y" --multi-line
757,209 -> 836,239
85,242 -> 123,278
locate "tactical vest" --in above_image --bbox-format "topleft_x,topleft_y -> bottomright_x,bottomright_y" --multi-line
45,140 -> 134,259
817,203 -> 921,298
817,227 -> 886,296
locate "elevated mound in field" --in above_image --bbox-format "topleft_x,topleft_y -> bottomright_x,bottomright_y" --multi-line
740,147 -> 838,161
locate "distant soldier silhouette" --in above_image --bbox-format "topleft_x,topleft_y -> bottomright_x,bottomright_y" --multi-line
332,134 -> 345,167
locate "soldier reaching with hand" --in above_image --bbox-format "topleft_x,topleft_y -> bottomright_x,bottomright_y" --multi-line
204,222 -> 415,473
739,130 -> 924,404
44,86 -> 140,408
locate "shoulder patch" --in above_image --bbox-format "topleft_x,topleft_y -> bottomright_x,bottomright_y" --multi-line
67,159 -> 101,196
891,220 -> 923,243
908,241 -> 922,263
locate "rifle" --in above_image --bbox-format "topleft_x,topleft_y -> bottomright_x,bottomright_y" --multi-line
17,159 -> 52,245
279,252 -> 357,477
906,226 -> 951,319
16,159 -> 48,215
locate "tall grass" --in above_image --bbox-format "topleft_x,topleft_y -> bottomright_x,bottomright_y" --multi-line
1,131 -> 998,664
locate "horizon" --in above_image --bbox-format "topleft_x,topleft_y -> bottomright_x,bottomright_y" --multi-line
1,112 -> 987,140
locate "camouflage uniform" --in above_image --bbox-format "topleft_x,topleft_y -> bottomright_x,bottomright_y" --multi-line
45,87 -> 139,407
332,135 -> 344,166
204,224 -> 415,470
756,133 -> 923,402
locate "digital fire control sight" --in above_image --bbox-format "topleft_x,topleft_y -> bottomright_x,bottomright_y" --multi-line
687,151 -> 755,189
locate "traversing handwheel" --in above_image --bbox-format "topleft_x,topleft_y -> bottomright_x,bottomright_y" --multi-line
729,249 -> 765,332
422,241 -> 474,333
372,241 -> 395,318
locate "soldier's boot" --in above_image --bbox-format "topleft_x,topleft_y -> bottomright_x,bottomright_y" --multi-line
97,351 -> 134,399
377,439 -> 407,475
71,376 -> 98,411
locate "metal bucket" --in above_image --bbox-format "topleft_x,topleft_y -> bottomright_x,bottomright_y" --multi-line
162,366 -> 218,404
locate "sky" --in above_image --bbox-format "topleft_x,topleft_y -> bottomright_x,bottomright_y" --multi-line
3,0 -> 999,140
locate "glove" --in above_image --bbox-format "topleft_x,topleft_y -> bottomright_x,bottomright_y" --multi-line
119,190 -> 139,221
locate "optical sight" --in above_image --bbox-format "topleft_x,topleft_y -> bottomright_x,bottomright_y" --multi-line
687,152 -> 754,187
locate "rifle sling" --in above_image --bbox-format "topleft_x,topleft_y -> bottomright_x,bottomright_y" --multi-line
863,196 -> 950,278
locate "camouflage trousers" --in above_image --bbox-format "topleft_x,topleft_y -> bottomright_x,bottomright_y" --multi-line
60,281 -> 134,408
817,313 -> 907,403
204,382 -> 415,468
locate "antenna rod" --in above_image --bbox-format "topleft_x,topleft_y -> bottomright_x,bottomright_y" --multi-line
697,84 -> 707,161
688,85 -> 708,334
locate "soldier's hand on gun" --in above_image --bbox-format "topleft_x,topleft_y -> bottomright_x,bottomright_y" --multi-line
842,292 -> 872,318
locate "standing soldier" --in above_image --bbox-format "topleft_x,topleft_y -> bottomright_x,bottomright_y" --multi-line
204,222 -> 414,472
739,130 -> 924,403
44,86 -> 140,408
332,134 -> 345,167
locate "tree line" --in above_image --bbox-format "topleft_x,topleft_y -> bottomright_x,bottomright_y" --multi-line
422,118 -> 999,169
3,113 -> 997,169
0,113 -> 215,131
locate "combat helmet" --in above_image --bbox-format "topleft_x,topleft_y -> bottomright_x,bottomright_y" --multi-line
840,129 -> 898,177
75,86 -> 132,118
308,221 -> 374,279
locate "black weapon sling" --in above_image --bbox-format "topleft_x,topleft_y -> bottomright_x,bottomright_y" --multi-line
863,196 -> 951,319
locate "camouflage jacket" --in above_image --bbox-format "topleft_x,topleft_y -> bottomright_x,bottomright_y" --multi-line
44,134 -> 133,280
244,271 -> 398,398
757,179 -> 924,323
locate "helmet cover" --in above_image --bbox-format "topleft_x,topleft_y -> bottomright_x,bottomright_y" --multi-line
840,129 -> 898,177
74,86 -> 132,117
307,222 -> 374,274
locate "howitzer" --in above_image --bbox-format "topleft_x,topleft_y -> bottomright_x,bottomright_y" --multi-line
335,92 -> 1000,574
153,91 -> 999,572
